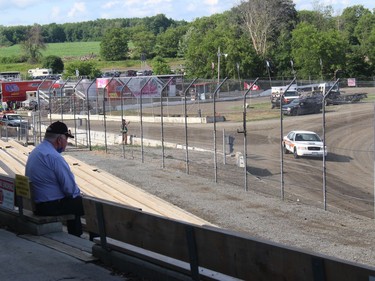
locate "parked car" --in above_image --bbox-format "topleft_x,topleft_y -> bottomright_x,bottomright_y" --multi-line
283,130 -> 327,159
125,70 -> 137,77
271,90 -> 300,109
0,113 -> 30,128
101,71 -> 120,78
282,97 -> 322,116
136,70 -> 153,76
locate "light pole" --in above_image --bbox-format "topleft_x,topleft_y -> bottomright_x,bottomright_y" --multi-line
236,62 -> 241,91
217,47 -> 228,84
266,60 -> 272,88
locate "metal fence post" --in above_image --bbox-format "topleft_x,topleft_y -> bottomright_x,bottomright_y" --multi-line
237,78 -> 259,191
140,77 -> 152,163
280,77 -> 297,200
160,77 -> 174,169
213,77 -> 228,183
183,78 -> 198,174
322,78 -> 340,210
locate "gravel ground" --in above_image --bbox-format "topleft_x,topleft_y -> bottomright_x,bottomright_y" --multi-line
67,145 -> 375,269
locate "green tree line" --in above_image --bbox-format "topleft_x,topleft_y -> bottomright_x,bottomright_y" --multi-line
0,1 -> 374,80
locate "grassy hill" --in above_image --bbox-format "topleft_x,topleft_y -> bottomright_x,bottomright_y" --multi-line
0,42 -> 184,75
1,42 -> 101,58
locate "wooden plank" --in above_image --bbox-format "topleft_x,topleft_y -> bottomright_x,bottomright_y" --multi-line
66,156 -> 211,226
71,163 -> 188,216
0,148 -> 25,175
0,139 -> 33,155
94,237 -> 240,281
0,143 -> 29,165
0,140 -> 210,226
6,139 -> 34,153
0,140 -> 30,176
84,196 -> 375,281
83,196 -> 191,263
0,164 -> 8,175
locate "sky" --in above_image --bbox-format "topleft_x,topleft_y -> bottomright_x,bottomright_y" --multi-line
0,0 -> 374,27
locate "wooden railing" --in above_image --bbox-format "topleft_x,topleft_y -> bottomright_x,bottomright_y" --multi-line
83,195 -> 375,281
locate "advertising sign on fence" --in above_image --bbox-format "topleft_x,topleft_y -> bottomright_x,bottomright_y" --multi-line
348,78 -> 356,87
15,174 -> 30,199
0,174 -> 14,210
96,77 -> 163,98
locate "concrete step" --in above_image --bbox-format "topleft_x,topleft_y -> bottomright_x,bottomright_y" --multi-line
19,232 -> 97,262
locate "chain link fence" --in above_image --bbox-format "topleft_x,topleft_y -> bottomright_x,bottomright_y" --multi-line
9,76 -> 375,219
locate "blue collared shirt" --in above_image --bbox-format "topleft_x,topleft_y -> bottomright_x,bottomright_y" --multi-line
25,140 -> 81,203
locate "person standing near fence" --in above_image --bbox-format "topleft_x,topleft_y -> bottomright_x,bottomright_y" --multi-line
25,121 -> 84,237
121,118 -> 130,145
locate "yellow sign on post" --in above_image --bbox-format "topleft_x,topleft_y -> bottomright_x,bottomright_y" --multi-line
15,174 -> 31,199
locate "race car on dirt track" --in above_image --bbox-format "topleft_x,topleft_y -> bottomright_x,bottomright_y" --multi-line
283,130 -> 327,159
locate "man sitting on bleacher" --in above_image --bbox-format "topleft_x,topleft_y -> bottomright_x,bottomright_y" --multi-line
25,121 -> 84,237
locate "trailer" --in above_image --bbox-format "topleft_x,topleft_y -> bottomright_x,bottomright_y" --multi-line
0,80 -> 54,103
273,82 -> 368,108
324,90 -> 368,105
27,68 -> 53,79
0,81 -> 43,102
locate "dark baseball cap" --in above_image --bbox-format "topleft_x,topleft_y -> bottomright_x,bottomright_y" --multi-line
46,121 -> 74,138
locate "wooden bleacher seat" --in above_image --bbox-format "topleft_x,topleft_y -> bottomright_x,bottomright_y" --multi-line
14,174 -> 75,235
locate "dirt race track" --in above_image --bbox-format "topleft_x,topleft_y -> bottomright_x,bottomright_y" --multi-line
64,87 -> 375,268
117,87 -> 375,218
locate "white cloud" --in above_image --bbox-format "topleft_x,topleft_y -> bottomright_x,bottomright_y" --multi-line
102,1 -> 120,9
0,0 -> 35,10
50,6 -> 61,20
0,0 -> 373,27
0,0 -> 34,7
120,0 -> 139,5
67,2 -> 87,19
144,0 -> 172,4
204,0 -> 219,5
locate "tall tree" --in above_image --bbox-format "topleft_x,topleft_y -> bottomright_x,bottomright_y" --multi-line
44,23 -> 67,43
155,25 -> 188,58
339,5 -> 371,45
130,26 -> 156,60
298,9 -> 334,31
42,55 -> 64,74
64,61 -> 101,79
183,12 -> 263,79
21,24 -> 46,64
291,22 -> 347,79
354,12 -> 375,75
144,14 -> 173,35
236,0 -> 297,58
0,26 -> 12,47
100,28 -> 129,61
1,25 -> 27,45
151,56 -> 171,74
183,14 -> 231,78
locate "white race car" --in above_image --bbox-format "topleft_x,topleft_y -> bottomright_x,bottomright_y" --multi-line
283,130 -> 327,159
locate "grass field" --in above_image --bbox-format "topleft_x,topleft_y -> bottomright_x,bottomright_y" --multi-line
0,41 -> 183,74
0,42 -> 101,58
